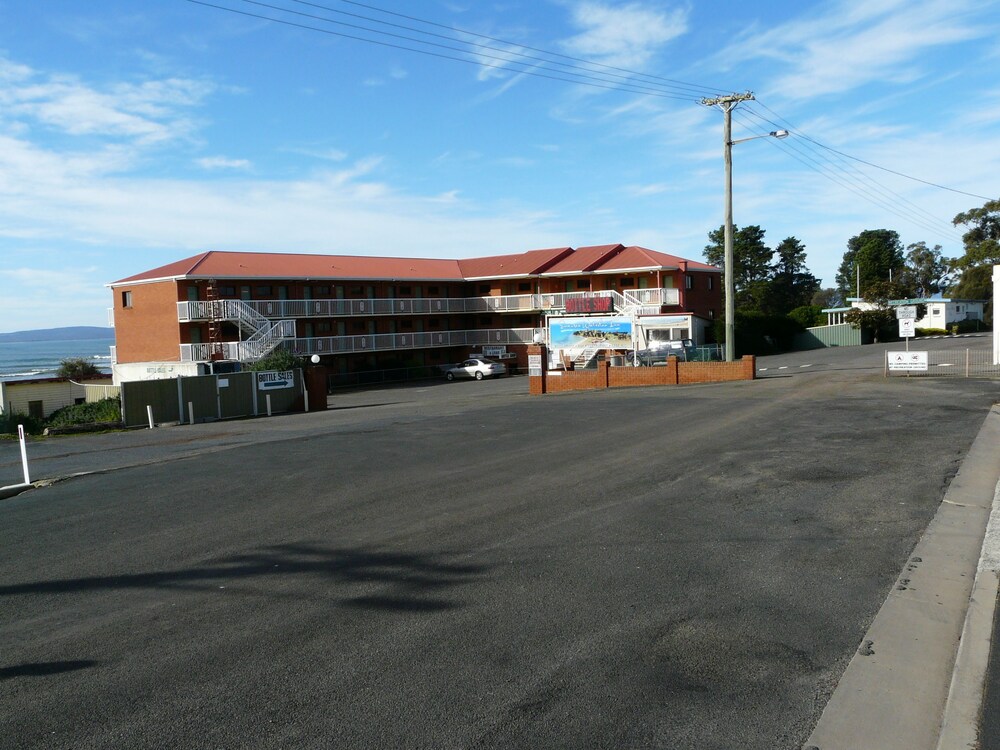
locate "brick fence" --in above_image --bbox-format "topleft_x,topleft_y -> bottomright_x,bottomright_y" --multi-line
527,345 -> 755,395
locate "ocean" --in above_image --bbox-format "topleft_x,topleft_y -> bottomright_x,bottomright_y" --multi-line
0,338 -> 116,381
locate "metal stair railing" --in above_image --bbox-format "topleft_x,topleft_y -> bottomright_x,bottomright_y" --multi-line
237,319 -> 296,362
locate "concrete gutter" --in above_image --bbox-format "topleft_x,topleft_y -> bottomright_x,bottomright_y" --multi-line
0,482 -> 34,500
936,478 -> 1000,750
804,406 -> 1000,750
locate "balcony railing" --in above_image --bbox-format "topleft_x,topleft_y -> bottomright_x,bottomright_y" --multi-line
179,327 -> 542,363
177,288 -> 681,323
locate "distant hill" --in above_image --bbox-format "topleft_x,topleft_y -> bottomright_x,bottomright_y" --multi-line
0,326 -> 115,343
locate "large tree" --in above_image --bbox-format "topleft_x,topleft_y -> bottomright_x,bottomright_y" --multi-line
835,229 -> 905,300
898,241 -> 950,297
950,198 -> 1000,320
704,224 -> 773,310
757,236 -> 821,316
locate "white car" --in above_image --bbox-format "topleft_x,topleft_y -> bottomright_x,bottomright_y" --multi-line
444,358 -> 507,381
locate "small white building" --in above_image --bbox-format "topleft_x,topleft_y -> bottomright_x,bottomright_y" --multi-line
824,296 -> 986,330
0,376 -> 116,420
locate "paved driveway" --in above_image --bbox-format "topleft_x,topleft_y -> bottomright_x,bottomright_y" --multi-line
1,344 -> 998,749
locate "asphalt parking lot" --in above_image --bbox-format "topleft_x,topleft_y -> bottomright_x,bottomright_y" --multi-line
2,338 -> 999,749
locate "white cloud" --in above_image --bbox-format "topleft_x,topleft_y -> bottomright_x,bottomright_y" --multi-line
719,0 -> 993,99
196,156 -> 251,170
0,58 -> 214,143
560,1 -> 688,69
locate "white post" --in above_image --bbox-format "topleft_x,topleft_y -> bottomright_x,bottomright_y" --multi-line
266,393 -> 272,417
18,424 -> 30,484
188,401 -> 195,425
146,405 -> 155,429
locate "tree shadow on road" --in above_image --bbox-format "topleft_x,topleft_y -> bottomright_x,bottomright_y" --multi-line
0,660 -> 98,680
0,543 -> 487,613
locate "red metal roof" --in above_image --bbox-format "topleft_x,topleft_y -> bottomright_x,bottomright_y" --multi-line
457,247 -> 573,279
112,251 -> 467,284
540,244 -> 625,275
111,245 -> 717,286
594,246 -> 719,273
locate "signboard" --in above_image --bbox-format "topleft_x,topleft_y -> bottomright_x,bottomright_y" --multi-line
528,354 -> 542,377
887,351 -> 928,371
483,345 -> 507,357
896,305 -> 917,320
898,318 -> 916,338
256,370 -> 295,390
548,317 -> 633,350
565,296 -> 614,314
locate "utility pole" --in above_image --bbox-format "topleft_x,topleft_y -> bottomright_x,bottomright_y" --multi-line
702,91 -> 754,362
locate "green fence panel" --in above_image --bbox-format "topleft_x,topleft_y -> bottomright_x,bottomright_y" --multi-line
793,324 -> 861,351
121,379 -> 180,427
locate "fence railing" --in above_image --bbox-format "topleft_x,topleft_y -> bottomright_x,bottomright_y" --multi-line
176,288 -> 682,323
180,327 -> 541,362
885,348 -> 1000,377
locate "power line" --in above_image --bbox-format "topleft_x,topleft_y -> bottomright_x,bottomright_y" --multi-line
320,0 -> 727,97
732,109 -> 964,245
752,100 -> 994,202
185,0 -> 711,102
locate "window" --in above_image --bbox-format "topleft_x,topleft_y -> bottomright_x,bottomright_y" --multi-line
685,275 -> 694,290
479,284 -> 491,294
353,321 -> 365,332
255,286 -> 272,296
401,320 -> 413,329
121,290 -> 133,308
349,286 -> 364,296
577,280 -> 589,290
708,276 -> 714,290
398,286 -> 412,296
619,277 -> 635,287
428,286 -> 440,295
709,309 -> 715,319
218,286 -> 236,297
316,322 -> 331,333
518,282 -> 532,292
315,286 -> 330,296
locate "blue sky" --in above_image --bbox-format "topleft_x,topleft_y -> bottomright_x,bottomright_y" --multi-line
1,0 -> 997,332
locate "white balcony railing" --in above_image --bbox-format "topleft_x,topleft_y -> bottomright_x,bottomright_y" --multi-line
176,288 -> 682,323
179,327 -> 542,363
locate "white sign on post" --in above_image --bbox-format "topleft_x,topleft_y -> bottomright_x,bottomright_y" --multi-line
887,351 -> 928,371
896,305 -> 917,320
898,318 -> 916,338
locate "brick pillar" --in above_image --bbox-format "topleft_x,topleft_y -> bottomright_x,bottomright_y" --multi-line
742,355 -> 757,380
304,366 -> 328,411
528,344 -> 547,395
666,355 -> 680,384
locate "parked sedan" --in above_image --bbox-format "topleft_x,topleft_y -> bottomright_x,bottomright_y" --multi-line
444,358 -> 507,381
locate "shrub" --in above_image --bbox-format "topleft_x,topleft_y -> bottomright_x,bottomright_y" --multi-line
46,397 -> 122,428
916,328 -> 948,336
712,311 -> 805,356
787,305 -> 825,329
247,349 -> 305,372
0,410 -> 45,437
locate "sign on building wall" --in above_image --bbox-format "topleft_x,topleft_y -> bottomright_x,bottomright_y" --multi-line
548,317 -> 633,350
565,296 -> 614,314
256,370 -> 295,390
483,345 -> 507,357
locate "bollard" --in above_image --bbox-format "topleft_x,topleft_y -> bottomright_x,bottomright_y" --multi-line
188,401 -> 195,425
147,405 -> 155,429
266,394 -> 272,417
18,424 -> 30,484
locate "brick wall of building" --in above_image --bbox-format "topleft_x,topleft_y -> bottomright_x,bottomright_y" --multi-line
114,280 -> 183,363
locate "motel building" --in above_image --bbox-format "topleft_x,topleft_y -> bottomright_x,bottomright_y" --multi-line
107,244 -> 722,384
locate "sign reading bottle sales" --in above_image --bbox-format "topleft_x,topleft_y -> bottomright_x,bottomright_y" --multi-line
256,370 -> 295,390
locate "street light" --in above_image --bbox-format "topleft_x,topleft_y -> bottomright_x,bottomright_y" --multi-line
702,92 -> 790,361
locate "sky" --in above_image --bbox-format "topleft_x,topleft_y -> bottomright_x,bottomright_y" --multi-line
1,0 -> 998,332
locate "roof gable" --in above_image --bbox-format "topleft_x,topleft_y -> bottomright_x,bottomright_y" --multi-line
458,247 -> 573,279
